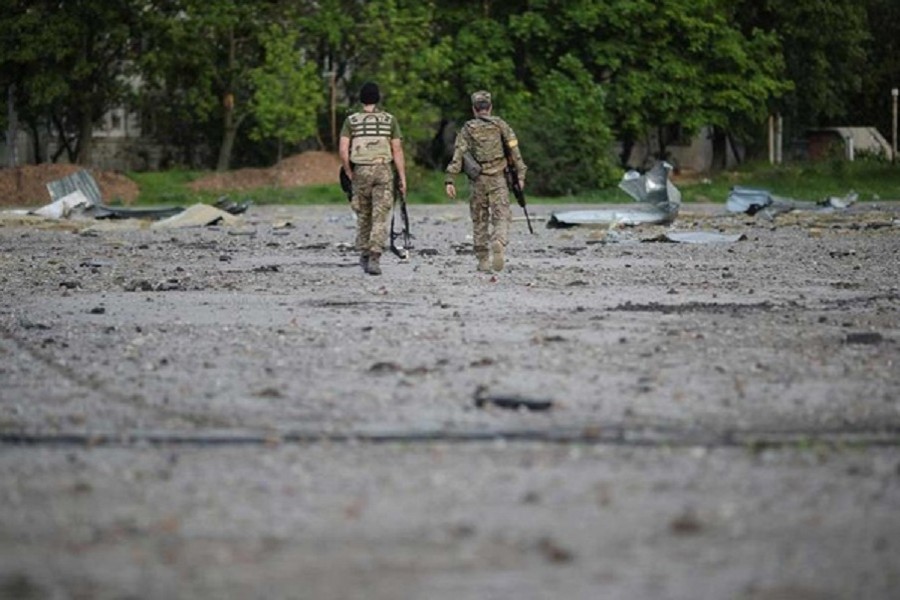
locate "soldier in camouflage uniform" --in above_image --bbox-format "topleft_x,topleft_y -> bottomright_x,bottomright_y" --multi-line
339,82 -> 407,275
445,90 -> 527,273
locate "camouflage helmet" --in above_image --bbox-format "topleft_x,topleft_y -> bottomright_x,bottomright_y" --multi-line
471,90 -> 492,110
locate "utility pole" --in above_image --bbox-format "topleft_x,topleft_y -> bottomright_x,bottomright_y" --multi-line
892,88 -> 898,165
775,114 -> 783,165
6,84 -> 18,168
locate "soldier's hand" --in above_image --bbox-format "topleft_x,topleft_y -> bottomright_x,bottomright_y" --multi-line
445,182 -> 456,200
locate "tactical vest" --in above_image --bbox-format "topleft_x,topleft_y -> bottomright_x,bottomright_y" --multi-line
465,117 -> 505,164
348,111 -> 394,165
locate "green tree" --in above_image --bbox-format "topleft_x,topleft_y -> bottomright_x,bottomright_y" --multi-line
509,0 -> 789,168
848,0 -> 900,146
0,0 -> 144,166
349,0 -> 453,152
294,0 -> 362,149
733,0 -> 869,139
248,25 -> 324,163
140,0 -> 291,171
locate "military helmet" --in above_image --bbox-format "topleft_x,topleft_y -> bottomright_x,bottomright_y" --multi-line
471,90 -> 492,109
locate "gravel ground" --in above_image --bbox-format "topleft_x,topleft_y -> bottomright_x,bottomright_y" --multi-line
0,201 -> 898,600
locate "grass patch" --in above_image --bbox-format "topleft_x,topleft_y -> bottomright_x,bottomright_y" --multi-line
675,159 -> 900,203
129,159 -> 900,206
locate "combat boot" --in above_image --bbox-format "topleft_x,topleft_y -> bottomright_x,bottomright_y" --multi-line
476,255 -> 491,273
359,252 -> 369,271
366,252 -> 382,275
491,241 -> 505,272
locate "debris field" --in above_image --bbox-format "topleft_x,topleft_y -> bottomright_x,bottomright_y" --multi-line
0,198 -> 898,599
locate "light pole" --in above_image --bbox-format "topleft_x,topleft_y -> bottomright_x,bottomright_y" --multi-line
892,88 -> 898,164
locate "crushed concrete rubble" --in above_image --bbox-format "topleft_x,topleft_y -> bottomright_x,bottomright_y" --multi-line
0,200 -> 898,600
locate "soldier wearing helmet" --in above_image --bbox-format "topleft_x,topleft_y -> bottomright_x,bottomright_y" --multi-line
445,90 -> 527,272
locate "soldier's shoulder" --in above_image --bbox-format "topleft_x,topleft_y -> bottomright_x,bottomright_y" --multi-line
371,110 -> 398,124
494,117 -> 517,137
466,117 -> 500,130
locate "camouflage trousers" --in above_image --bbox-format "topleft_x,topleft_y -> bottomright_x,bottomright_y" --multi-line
469,172 -> 510,258
351,164 -> 394,255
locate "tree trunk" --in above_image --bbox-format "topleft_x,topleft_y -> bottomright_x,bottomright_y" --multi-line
330,67 -> 337,151
217,28 -> 238,172
656,126 -> 669,164
216,97 -> 236,172
620,133 -> 635,168
711,126 -> 727,171
76,110 -> 94,166
726,132 -> 742,167
28,121 -> 44,164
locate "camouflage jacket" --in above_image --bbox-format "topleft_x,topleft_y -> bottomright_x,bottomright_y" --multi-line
446,115 -> 527,179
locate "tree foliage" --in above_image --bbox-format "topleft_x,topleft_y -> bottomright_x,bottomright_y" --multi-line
507,55 -> 619,194
2,0 -> 897,187
248,25 -> 324,161
350,0 -> 453,147
849,0 -> 900,140
1,0 -> 144,164
733,0 -> 870,136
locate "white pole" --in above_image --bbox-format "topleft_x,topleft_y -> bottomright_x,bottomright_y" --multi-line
6,85 -> 18,168
775,114 -> 783,164
892,88 -> 898,164
768,114 -> 775,164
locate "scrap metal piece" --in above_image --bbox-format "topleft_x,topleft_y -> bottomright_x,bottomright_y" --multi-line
644,231 -> 747,244
46,169 -> 103,205
214,196 -> 253,215
819,191 -> 858,209
31,190 -> 92,219
548,161 -> 680,228
85,205 -> 184,220
726,186 -> 774,214
844,332 -> 884,345
728,186 -> 858,218
474,388 -> 553,411
547,207 -> 676,228
617,161 -> 682,207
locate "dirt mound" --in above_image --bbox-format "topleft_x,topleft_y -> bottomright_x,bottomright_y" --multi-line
187,151 -> 341,193
0,151 -> 340,208
0,164 -> 140,207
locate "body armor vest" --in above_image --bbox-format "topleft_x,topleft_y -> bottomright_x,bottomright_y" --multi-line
348,111 -> 394,165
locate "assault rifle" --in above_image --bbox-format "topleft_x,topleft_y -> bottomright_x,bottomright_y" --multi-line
501,141 -> 534,235
390,172 -> 412,259
339,167 -> 352,202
